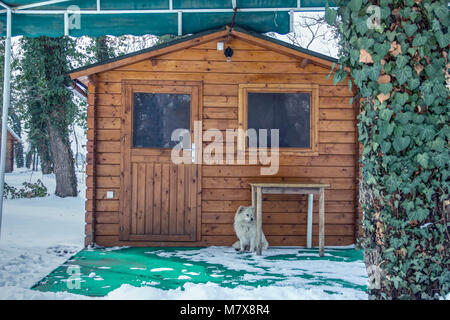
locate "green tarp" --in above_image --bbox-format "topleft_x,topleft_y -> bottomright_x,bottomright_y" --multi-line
32,247 -> 366,297
0,0 -> 336,37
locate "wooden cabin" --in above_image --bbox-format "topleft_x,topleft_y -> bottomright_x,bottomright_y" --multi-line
70,26 -> 360,248
0,126 -> 21,173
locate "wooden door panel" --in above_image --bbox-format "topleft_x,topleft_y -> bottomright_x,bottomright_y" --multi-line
129,162 -> 195,241
120,80 -> 202,242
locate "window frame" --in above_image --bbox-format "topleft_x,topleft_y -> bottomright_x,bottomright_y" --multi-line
238,83 -> 319,156
127,83 -> 198,151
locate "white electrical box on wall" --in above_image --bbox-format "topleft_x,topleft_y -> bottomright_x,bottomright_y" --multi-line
106,191 -> 114,199
217,42 -> 224,51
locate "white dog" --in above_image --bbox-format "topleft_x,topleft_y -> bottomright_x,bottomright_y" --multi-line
232,205 -> 269,252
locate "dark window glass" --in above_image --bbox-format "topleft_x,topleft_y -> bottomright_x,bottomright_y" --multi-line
133,93 -> 190,148
247,92 -> 311,148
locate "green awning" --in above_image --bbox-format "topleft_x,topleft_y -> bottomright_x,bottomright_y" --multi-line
0,0 -> 336,37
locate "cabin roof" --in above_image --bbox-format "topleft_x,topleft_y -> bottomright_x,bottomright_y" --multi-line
70,25 -> 337,81
1,126 -> 22,143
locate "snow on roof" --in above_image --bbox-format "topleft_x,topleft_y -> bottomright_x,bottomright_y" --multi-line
6,126 -> 22,143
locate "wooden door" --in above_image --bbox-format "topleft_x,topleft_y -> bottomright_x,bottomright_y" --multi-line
120,81 -> 202,242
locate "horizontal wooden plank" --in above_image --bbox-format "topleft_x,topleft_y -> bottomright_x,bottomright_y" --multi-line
159,48 -> 298,62
203,107 -> 238,119
200,154 -> 356,167
96,141 -> 121,153
319,120 -> 356,132
86,223 -> 118,236
96,152 -> 121,165
93,235 -> 355,247
202,200 -> 355,213
86,176 -> 121,188
319,109 -> 355,120
319,97 -> 353,108
117,60 -> 330,74
202,189 -> 355,201
202,223 -> 354,236
97,72 -> 342,87
95,129 -> 121,141
319,132 -> 356,143
88,117 -> 121,130
96,106 -> 121,118
86,164 -> 120,176
319,86 -> 354,97
202,177 -> 356,190
202,166 -> 355,178
86,188 -> 120,200
86,211 -> 119,224
86,200 -> 120,212
319,143 -> 355,155
203,96 -> 238,108
203,84 -> 238,96
202,211 -> 355,225
96,93 -> 122,106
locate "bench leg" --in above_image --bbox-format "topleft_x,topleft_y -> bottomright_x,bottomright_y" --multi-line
307,194 -> 313,249
255,187 -> 263,255
319,187 -> 325,257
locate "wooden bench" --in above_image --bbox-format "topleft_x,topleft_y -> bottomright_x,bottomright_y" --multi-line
249,182 -> 330,256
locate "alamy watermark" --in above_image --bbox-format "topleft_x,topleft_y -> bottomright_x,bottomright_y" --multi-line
170,121 -> 280,175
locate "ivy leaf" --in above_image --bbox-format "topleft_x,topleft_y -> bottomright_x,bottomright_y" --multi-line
433,4 -> 449,25
349,0 -> 362,12
396,112 -> 411,125
435,31 -> 450,48
408,208 -> 429,222
412,34 -> 428,47
404,23 -> 418,37
407,78 -> 420,90
393,136 -> 411,152
379,83 -> 393,94
381,140 -> 392,153
417,153 -> 430,169
394,66 -> 412,85
419,125 -> 436,140
380,108 -> 394,121
374,41 -> 390,57
433,152 -> 448,168
325,6 -> 337,25
395,55 -> 408,68
393,92 -> 409,107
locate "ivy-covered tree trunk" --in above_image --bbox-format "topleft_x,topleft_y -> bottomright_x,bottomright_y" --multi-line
47,115 -> 77,197
18,36 -> 78,197
326,0 -> 449,299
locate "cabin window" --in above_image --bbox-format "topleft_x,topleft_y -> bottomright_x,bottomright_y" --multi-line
238,84 -> 319,155
133,92 -> 190,148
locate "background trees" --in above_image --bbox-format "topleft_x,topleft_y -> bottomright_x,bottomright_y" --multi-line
16,37 -> 79,197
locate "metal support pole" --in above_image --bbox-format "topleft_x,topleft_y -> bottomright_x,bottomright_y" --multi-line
0,6 -> 12,239
307,194 -> 313,248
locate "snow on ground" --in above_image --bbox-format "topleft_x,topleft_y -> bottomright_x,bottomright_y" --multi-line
0,169 -> 86,299
1,169 -> 369,300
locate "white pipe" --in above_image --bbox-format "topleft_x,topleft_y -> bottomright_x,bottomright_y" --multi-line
15,0 -> 70,10
64,11 -> 69,35
0,7 -> 11,239
178,11 -> 182,36
307,194 -> 314,248
9,7 -> 331,14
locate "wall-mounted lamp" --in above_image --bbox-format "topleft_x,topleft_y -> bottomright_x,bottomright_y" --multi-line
224,46 -> 234,63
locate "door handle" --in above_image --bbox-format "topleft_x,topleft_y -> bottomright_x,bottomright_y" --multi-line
191,143 -> 195,163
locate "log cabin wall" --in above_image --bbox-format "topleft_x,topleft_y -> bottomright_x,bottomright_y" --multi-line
84,34 -> 358,247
